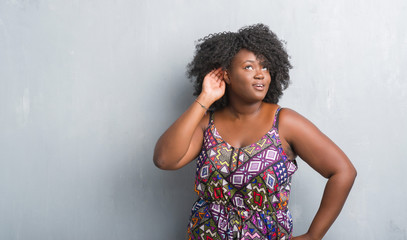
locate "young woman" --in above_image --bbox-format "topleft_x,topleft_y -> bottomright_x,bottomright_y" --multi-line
153,24 -> 356,240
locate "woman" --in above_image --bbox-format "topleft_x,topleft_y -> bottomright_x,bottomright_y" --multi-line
153,24 -> 356,240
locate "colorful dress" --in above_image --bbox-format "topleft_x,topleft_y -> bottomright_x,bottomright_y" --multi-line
187,107 -> 298,240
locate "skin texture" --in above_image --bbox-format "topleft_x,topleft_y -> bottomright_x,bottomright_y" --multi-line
153,49 -> 356,240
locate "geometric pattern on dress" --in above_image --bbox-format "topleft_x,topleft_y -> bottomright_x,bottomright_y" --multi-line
190,218 -> 220,240
228,159 -> 264,190
241,135 -> 273,161
204,124 -> 220,149
275,187 -> 290,210
196,149 -> 206,170
207,143 -> 233,176
188,107 -> 297,240
260,167 -> 280,196
227,146 -> 278,189
205,171 -> 237,206
221,148 -> 248,173
188,199 -> 209,231
286,160 -> 298,177
276,209 -> 294,233
209,204 -> 229,238
245,179 -> 269,212
272,160 -> 289,185
268,129 -> 281,145
196,150 -> 214,182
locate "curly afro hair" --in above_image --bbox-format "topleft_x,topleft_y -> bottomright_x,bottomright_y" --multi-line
187,23 -> 292,110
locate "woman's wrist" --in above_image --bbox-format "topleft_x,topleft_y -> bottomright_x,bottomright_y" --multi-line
194,99 -> 208,111
196,93 -> 215,110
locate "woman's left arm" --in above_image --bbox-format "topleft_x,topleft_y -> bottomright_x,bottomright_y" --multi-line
279,108 -> 357,240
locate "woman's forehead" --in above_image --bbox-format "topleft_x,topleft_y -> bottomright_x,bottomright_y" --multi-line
231,49 -> 266,64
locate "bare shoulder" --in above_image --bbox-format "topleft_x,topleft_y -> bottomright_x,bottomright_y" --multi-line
278,108 -> 320,140
279,108 -> 311,125
277,108 -> 326,157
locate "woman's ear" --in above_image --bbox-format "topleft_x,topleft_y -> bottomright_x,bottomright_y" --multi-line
223,70 -> 231,84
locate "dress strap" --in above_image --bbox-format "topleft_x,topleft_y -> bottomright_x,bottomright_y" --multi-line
272,107 -> 282,129
208,111 -> 215,125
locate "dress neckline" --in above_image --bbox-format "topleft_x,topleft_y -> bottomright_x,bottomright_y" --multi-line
209,107 -> 281,150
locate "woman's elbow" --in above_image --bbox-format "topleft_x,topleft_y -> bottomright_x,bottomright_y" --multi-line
330,164 -> 357,183
153,152 -> 179,170
153,155 -> 164,169
153,143 -> 169,169
342,164 -> 357,184
153,152 -> 169,170
349,165 -> 357,181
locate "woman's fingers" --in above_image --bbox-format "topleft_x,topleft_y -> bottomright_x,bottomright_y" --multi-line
216,69 -> 224,80
210,68 -> 224,81
204,68 -> 225,88
209,68 -> 220,77
201,68 -> 226,102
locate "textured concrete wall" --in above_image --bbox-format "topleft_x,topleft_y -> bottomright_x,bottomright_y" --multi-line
1,0 -> 406,239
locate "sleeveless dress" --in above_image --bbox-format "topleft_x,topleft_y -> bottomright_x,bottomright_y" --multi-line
187,107 -> 298,240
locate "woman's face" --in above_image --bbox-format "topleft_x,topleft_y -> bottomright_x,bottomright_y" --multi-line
225,49 -> 271,103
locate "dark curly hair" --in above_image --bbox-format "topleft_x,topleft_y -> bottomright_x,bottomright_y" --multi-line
187,23 -> 292,110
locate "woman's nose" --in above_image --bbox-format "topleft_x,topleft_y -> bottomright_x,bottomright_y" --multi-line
254,69 -> 264,79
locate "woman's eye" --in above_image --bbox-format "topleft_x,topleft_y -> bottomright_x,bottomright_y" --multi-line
262,67 -> 268,70
244,65 -> 253,70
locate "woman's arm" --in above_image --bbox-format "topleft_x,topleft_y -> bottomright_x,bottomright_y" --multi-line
153,68 -> 225,170
279,109 -> 357,240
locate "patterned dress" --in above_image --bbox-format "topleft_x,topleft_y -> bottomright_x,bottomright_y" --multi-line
187,107 -> 298,240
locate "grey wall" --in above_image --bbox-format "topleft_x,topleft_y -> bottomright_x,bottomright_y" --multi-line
1,0 -> 406,239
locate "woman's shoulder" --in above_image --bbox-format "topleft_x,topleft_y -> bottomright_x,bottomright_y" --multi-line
278,107 -> 309,124
278,107 -> 322,142
278,107 -> 311,130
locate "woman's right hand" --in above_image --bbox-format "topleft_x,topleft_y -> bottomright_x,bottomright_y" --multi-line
200,68 -> 226,103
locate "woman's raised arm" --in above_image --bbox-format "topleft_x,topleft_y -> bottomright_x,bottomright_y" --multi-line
153,68 -> 225,170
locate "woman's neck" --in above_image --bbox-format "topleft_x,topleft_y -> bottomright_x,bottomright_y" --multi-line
226,100 -> 263,119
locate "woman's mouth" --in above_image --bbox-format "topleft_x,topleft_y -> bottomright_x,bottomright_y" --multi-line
253,84 -> 265,90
